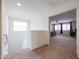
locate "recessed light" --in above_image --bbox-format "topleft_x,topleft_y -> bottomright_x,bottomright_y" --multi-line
17,3 -> 22,6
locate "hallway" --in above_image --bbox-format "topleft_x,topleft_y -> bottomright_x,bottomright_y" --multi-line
6,35 -> 77,59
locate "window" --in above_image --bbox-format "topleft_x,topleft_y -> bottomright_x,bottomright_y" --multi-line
55,24 -> 61,30
13,21 -> 28,31
63,23 -> 70,30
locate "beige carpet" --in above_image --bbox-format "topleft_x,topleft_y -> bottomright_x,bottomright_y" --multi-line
5,35 -> 78,59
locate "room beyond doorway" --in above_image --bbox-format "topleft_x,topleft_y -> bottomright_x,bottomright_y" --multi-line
49,9 -> 76,37
49,9 -> 77,58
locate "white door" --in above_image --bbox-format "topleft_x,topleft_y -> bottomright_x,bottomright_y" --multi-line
8,19 -> 30,55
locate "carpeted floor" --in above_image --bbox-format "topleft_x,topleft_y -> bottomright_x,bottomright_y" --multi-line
5,35 -> 78,59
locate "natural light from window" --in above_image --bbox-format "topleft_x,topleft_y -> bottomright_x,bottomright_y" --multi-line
63,23 -> 70,30
13,21 -> 28,31
55,24 -> 61,30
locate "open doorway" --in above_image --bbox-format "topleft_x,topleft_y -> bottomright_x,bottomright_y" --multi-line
8,18 -> 31,56
49,9 -> 77,58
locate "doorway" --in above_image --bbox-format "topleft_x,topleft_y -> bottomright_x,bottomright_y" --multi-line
8,18 -> 31,55
49,9 -> 77,58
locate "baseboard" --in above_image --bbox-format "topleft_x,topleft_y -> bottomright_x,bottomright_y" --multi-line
32,44 -> 49,51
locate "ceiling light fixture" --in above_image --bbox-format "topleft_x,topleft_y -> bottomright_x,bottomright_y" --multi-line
17,3 -> 22,6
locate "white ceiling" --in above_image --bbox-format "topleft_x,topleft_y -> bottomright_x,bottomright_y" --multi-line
5,0 -> 76,19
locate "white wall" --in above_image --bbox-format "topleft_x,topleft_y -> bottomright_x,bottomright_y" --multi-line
31,30 -> 49,49
31,18 -> 48,30
30,17 -> 49,50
